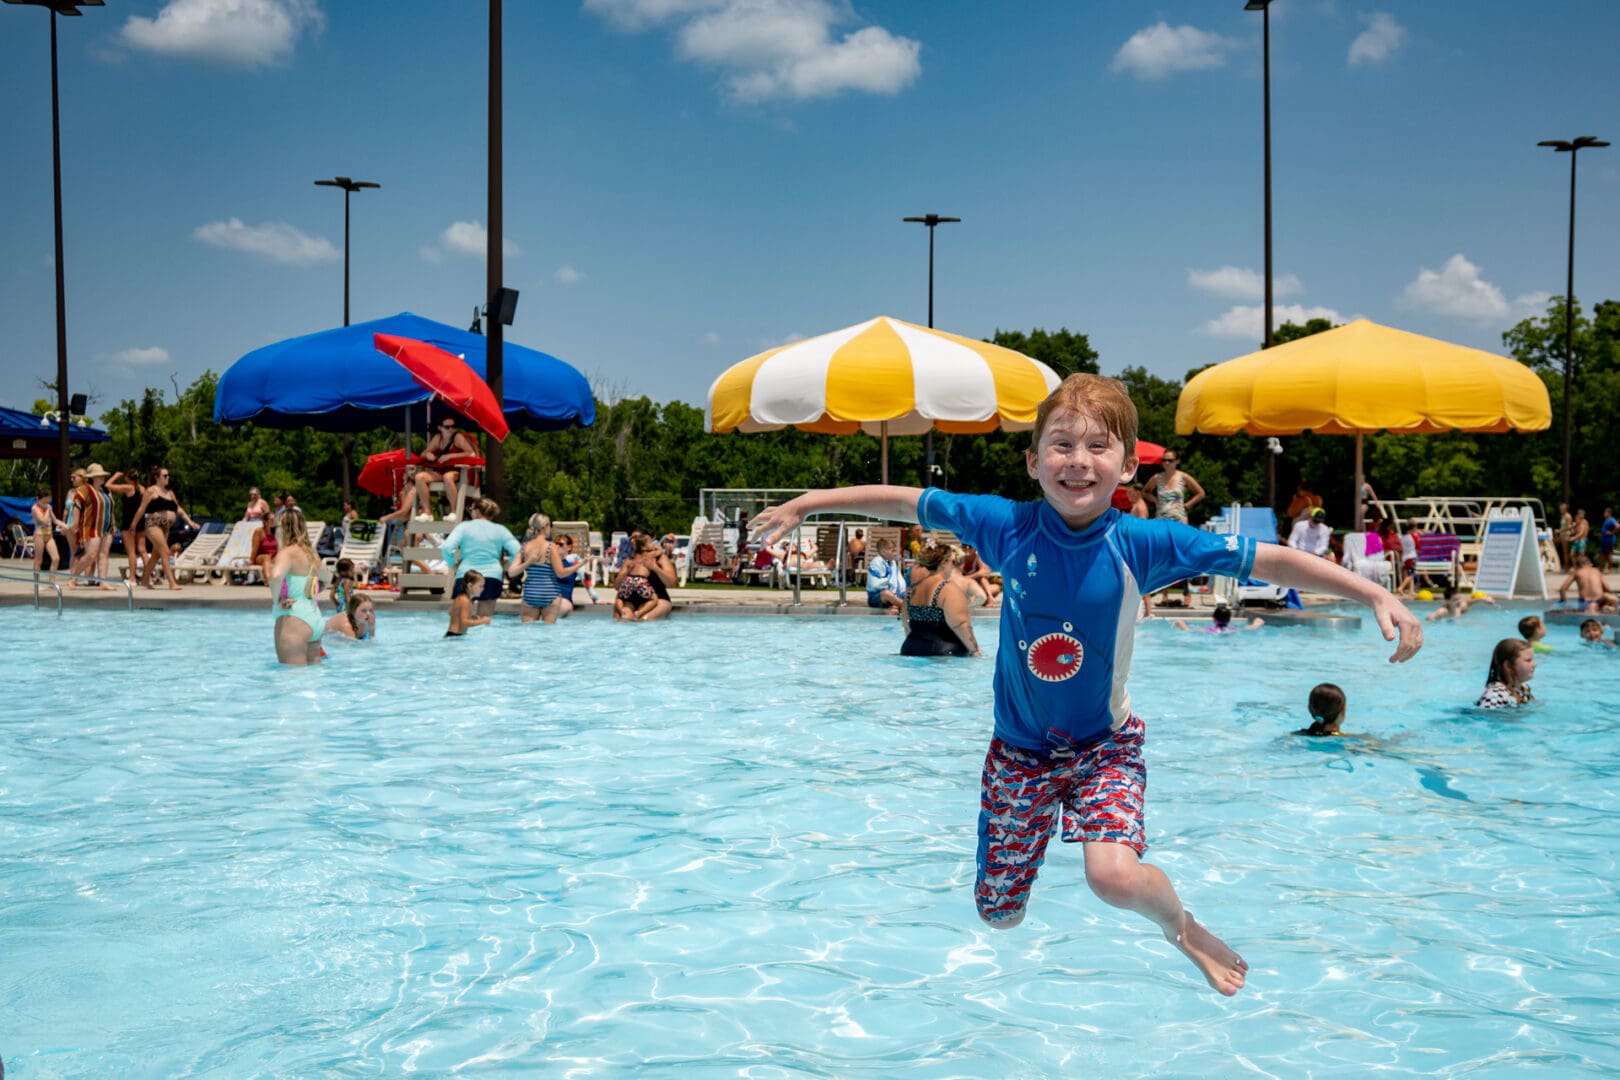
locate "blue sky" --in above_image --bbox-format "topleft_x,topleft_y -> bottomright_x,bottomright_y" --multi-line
3,0 -> 1617,421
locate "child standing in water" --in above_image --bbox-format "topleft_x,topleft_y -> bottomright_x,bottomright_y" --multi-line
751,373 -> 1423,996
1294,683 -> 1349,736
1519,615 -> 1555,653
1476,639 -> 1536,707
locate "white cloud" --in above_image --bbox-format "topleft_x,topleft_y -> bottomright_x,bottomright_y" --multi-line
703,330 -> 721,345
1111,22 -> 1233,80
108,346 -> 171,369
1188,266 -> 1302,301
1348,12 -> 1404,67
120,0 -> 324,68
587,0 -> 921,103
193,218 -> 338,264
1399,254 -> 1547,321
583,0 -> 723,32
432,221 -> 520,260
1201,303 -> 1348,340
554,265 -> 584,285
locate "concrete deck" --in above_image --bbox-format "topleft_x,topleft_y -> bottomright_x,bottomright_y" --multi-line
4,560 -> 1615,625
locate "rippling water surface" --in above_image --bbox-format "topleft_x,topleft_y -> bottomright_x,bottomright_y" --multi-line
3,605 -> 1617,1077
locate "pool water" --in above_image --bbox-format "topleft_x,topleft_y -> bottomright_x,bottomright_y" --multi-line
3,606 -> 1618,1077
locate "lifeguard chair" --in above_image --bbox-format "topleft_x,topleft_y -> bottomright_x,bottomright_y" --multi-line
398,457 -> 482,600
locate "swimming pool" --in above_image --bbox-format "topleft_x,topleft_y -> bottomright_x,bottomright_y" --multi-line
3,606 -> 1617,1076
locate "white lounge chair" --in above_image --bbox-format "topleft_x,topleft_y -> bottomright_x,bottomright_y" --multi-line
326,519 -> 384,578
172,529 -> 230,584
1343,531 -> 1392,589
211,520 -> 264,583
683,519 -> 727,584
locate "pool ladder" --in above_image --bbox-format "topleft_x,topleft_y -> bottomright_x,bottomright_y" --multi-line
0,565 -> 135,616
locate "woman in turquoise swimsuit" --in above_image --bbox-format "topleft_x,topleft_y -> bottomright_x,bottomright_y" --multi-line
1144,450 -> 1204,524
269,508 -> 325,666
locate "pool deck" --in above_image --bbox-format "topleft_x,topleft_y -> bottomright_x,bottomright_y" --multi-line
4,562 -> 1616,627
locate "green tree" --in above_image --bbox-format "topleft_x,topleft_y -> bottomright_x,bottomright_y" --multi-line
990,327 -> 1099,378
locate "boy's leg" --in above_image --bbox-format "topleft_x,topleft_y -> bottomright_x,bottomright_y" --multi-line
975,738 -> 1070,928
1081,843 -> 1246,996
1063,716 -> 1248,996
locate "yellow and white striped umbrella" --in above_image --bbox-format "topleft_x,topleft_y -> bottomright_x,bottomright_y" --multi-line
706,316 -> 1060,441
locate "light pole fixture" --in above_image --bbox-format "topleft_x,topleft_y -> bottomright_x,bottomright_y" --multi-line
1537,135 -> 1608,511
902,213 -> 961,330
903,213 -> 961,487
1245,0 -> 1279,515
314,175 -> 378,506
313,176 -> 380,327
6,0 -> 103,507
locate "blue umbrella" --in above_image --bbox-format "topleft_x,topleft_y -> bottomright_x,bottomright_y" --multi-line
213,312 -> 595,433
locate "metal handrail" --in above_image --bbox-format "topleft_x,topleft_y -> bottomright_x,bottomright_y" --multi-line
0,564 -> 134,614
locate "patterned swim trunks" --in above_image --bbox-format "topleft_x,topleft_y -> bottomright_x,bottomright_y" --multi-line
974,715 -> 1147,926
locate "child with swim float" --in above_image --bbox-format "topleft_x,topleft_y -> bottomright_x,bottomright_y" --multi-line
751,373 -> 1423,996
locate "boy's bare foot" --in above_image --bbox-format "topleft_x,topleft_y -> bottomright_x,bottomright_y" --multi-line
1166,911 -> 1247,996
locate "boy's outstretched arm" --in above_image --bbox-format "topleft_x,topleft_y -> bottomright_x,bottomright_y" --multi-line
1251,544 -> 1424,662
751,485 -> 925,545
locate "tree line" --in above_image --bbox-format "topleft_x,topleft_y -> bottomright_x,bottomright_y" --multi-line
7,300 -> 1616,536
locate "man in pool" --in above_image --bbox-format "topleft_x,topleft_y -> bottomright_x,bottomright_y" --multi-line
751,373 -> 1423,997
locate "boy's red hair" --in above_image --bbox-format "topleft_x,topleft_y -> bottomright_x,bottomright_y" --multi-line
1032,373 -> 1139,451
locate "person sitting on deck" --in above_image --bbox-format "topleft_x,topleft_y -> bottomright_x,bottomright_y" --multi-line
1557,554 -> 1613,612
865,537 -> 906,614
1287,507 -> 1332,559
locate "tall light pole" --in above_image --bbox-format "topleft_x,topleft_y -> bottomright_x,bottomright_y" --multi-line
1245,0 -> 1277,513
313,176 -> 378,506
1537,135 -> 1608,511
313,176 -> 379,327
6,0 -> 102,507
903,213 -> 960,485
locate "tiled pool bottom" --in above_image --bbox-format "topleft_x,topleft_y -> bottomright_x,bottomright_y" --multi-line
3,607 -> 1617,1076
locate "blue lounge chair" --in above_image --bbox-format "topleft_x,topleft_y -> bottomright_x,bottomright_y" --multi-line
1210,504 -> 1290,606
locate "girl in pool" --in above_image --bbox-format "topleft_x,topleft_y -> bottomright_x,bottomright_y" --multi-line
1171,602 -> 1263,632
1294,683 -> 1351,736
1476,639 -> 1535,709
269,508 -> 324,666
324,593 -> 377,641
446,570 -> 491,637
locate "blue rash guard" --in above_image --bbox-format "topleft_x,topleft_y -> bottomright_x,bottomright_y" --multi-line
918,490 -> 1257,751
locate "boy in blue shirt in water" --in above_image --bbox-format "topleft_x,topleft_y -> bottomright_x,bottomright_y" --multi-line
752,373 -> 1423,996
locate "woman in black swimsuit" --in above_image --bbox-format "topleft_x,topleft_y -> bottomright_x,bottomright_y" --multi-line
130,465 -> 197,590
108,467 -> 145,582
901,542 -> 980,658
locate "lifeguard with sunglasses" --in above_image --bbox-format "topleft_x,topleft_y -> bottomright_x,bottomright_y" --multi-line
413,415 -> 480,520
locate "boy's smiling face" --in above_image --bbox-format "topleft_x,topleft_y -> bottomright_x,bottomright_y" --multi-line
1026,406 -> 1138,529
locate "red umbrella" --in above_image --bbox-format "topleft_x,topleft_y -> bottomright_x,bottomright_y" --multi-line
1135,439 -> 1165,465
357,448 -> 487,499
373,333 -> 510,441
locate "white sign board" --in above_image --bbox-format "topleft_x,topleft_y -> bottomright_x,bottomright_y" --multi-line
1472,507 -> 1546,599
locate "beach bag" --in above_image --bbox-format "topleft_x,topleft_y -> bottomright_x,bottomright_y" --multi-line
695,542 -> 718,566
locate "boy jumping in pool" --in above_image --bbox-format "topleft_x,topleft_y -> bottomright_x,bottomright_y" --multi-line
751,374 -> 1423,996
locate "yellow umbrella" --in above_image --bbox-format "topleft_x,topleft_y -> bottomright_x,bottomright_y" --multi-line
706,315 -> 1060,482
1176,319 -> 1551,526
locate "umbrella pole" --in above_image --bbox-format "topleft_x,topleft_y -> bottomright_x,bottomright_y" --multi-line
1354,433 -> 1364,532
880,421 -> 889,485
